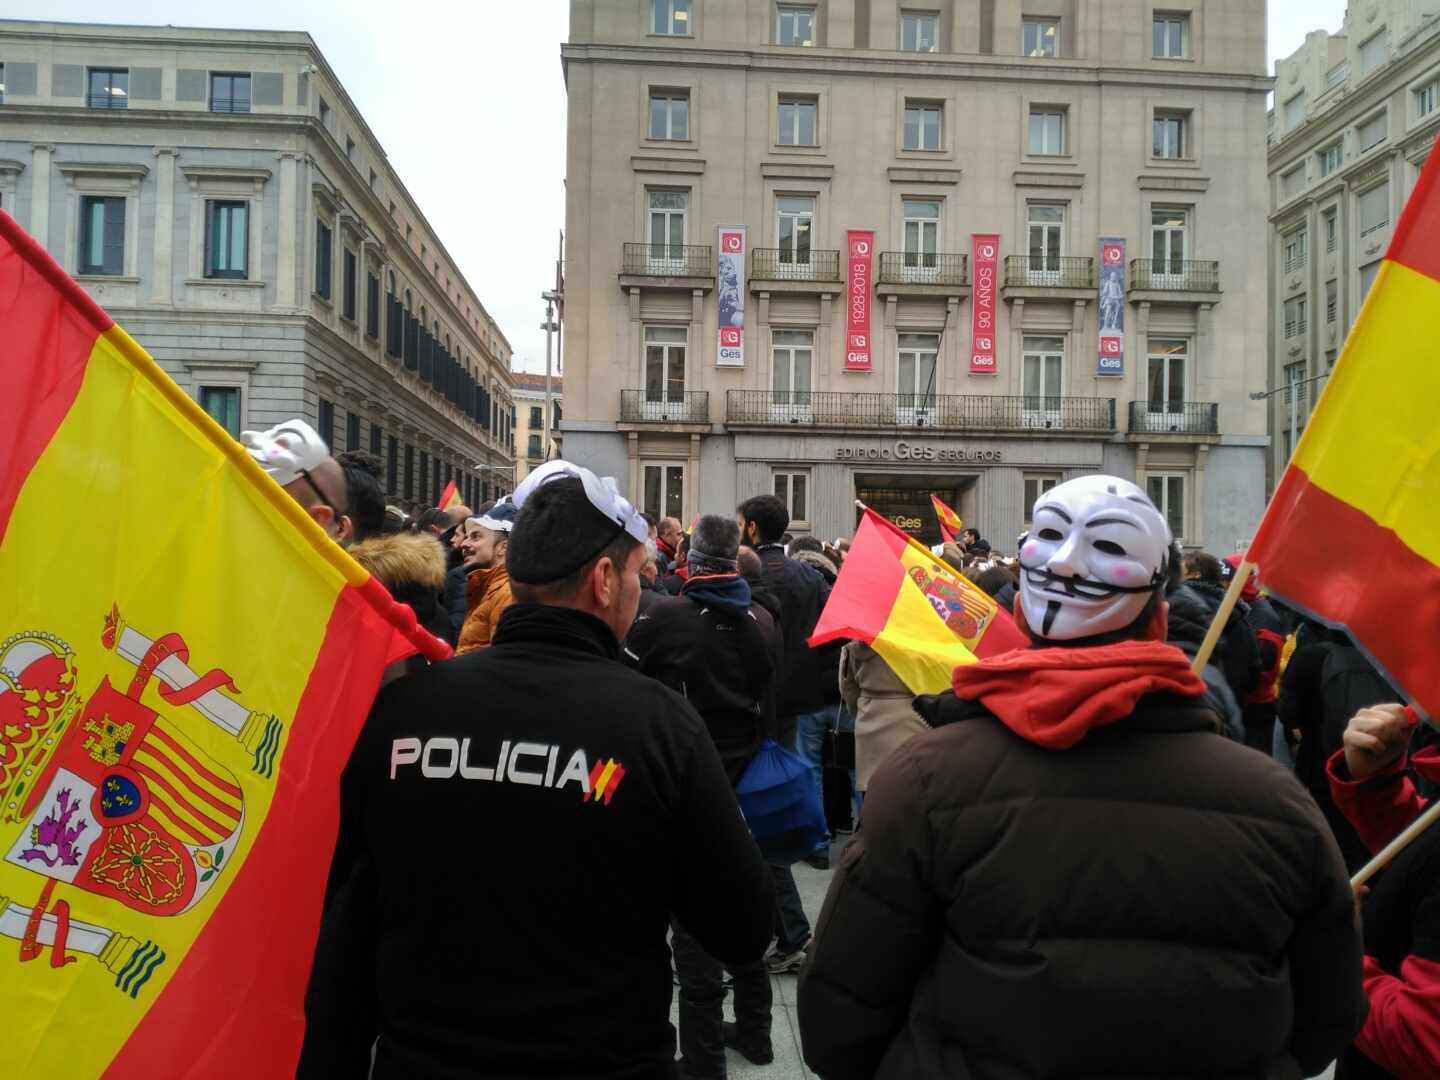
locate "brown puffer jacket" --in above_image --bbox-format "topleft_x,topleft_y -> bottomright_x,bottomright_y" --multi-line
797,686 -> 1366,1080
838,641 -> 923,791
455,562 -> 513,655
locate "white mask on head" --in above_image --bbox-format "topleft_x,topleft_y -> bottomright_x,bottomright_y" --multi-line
1018,475 -> 1172,641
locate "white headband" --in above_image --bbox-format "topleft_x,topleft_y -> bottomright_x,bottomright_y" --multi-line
512,460 -> 649,546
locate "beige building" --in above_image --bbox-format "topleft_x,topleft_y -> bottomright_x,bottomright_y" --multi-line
1267,1 -> 1440,481
513,371 -> 564,481
561,0 -> 1273,550
0,19 -> 515,507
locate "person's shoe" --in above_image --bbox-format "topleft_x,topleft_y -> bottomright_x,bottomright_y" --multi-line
803,849 -> 831,870
721,1021 -> 774,1065
764,939 -> 809,974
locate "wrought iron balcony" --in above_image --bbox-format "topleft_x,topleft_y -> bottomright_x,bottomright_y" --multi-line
877,252 -> 969,286
1127,401 -> 1219,435
726,390 -> 1115,432
620,389 -> 710,423
1003,256 -> 1095,289
620,243 -> 715,277
1129,259 -> 1220,292
750,248 -> 842,282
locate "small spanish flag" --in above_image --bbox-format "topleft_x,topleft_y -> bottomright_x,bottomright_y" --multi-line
930,493 -> 964,544
810,509 -> 1027,693
436,479 -> 463,511
1247,138 -> 1440,721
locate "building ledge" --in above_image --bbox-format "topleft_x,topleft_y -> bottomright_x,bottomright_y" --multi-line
760,161 -> 836,180
620,273 -> 713,292
876,281 -> 971,300
886,166 -> 961,185
1136,174 -> 1211,192
1013,169 -> 1085,188
630,155 -> 707,175
1000,284 -> 1093,303
1128,288 -> 1220,306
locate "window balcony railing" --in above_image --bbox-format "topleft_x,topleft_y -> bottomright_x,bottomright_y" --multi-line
1129,259 -> 1220,292
620,389 -> 710,423
1285,318 -> 1308,338
1003,256 -> 1095,289
877,251 -> 969,286
1283,253 -> 1307,274
725,390 -> 1116,432
750,248 -> 842,282
1127,401 -> 1219,435
620,243 -> 714,277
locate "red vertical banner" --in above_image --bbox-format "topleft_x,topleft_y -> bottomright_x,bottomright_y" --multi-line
845,230 -> 874,371
970,234 -> 999,374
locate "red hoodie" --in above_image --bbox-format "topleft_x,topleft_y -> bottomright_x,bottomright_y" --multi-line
951,640 -> 1208,750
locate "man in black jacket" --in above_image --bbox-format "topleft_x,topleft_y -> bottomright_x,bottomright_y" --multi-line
301,461 -> 773,1080
798,474 -> 1365,1079
626,515 -> 784,1077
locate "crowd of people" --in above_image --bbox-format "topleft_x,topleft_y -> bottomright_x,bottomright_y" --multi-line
239,418 -> 1438,1080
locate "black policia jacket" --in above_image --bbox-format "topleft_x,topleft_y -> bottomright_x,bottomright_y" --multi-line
300,603 -> 773,1080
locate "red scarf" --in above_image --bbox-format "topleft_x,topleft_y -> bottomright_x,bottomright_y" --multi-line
951,640 -> 1207,750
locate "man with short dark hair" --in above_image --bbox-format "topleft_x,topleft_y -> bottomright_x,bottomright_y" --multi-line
455,502 -> 516,655
657,516 -> 683,574
302,461 -> 772,1080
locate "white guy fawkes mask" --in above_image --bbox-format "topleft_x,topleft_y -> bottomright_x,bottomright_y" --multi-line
1018,475 -> 1172,641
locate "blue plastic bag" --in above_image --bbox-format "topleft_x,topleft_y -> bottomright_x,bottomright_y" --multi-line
735,739 -> 829,863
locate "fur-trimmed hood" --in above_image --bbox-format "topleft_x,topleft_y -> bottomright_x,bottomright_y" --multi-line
792,548 -> 838,582
349,532 -> 448,592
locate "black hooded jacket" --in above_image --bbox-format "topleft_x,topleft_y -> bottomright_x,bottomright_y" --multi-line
755,544 -> 831,716
1174,580 -> 1261,703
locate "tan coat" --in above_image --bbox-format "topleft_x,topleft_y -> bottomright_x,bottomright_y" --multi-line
839,640 -> 925,791
455,563 -> 513,655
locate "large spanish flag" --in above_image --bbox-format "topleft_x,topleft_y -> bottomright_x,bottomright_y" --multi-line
810,509 -> 1028,693
0,210 -> 449,1077
1247,140 -> 1440,720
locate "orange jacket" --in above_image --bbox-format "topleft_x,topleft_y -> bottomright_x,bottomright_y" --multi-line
455,562 -> 513,655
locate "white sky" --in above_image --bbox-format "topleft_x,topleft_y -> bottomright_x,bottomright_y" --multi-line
9,0 -> 1350,374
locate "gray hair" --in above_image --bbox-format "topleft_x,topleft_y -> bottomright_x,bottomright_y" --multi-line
691,514 -> 740,561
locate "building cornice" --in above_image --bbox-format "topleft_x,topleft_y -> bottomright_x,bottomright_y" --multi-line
1136,173 -> 1211,192
760,160 -> 836,180
887,165 -> 961,185
56,160 -> 149,180
630,154 -> 707,175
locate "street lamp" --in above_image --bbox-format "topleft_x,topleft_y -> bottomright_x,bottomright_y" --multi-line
473,461 -> 518,499
541,289 -> 561,465
1251,371 -> 1331,462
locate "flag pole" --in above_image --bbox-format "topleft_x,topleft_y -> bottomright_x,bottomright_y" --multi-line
1189,559 -> 1255,675
1352,797 -> 1440,888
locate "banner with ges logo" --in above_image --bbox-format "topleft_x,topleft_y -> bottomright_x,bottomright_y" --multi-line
1098,237 -> 1126,376
716,226 -> 746,368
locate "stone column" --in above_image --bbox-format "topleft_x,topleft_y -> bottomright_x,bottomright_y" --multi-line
29,144 -> 53,252
627,431 -> 640,503
1194,443 -> 1209,548
276,151 -> 300,308
687,434 -> 701,523
151,148 -> 178,304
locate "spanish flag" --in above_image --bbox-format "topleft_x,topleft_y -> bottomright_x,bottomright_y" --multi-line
930,493 -> 964,544
810,509 -> 1028,693
0,210 -> 449,1077
436,479 -> 463,511
1246,140 -> 1440,720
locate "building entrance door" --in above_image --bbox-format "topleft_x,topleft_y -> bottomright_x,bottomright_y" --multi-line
855,472 -> 978,547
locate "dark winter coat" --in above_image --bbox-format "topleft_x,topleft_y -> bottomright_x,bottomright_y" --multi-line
792,550 -> 843,706
797,644 -> 1366,1080
1176,580 -> 1262,702
754,543 -> 831,717
442,561 -> 469,644
348,532 -> 453,677
634,572 -> 668,619
624,573 -> 784,784
300,603 -> 773,1080
1165,582 -> 1246,741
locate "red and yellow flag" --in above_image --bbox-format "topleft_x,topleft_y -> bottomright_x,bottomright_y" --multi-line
810,509 -> 1027,692
0,210 -> 449,1077
930,493 -> 964,544
1247,140 -> 1440,720
436,479 -> 463,511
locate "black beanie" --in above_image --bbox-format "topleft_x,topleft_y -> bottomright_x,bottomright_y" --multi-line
507,476 -> 630,585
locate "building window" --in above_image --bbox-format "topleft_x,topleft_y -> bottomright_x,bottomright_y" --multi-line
1153,13 -> 1189,58
346,411 -> 361,452
1283,92 -> 1306,133
902,198 -> 940,273
319,96 -> 331,128
369,169 -> 379,194
1022,474 -> 1060,524
1022,335 -> 1064,419
529,405 -> 542,429
370,421 -> 382,457
199,387 -> 241,438
0,63 -> 5,106
1026,203 -> 1064,280
1324,209 -> 1338,252
642,463 -> 685,521
1022,17 -> 1059,58
903,102 -> 942,151
202,200 -> 248,279
1153,111 -> 1187,159
644,324 -> 688,414
79,196 -> 125,276
1146,338 -> 1188,420
773,470 -> 810,526
776,4 -> 816,46
1145,475 -> 1185,541
1418,79 -> 1439,118
87,68 -> 128,109
647,189 -> 688,265
649,90 -> 690,140
209,72 -> 251,114
1358,182 -> 1390,237
342,248 -> 358,321
314,219 -> 333,299
366,272 -> 381,338
419,450 -> 431,504
344,136 -> 356,162
900,11 -> 939,52
528,434 -> 543,458
1325,348 -> 1337,369
1318,142 -> 1342,177
1284,296 -> 1307,339
777,195 -> 815,268
1028,107 -> 1066,155
1151,207 -> 1187,275
1358,30 -> 1388,77
1321,280 -> 1337,324
1358,112 -> 1387,152
777,96 -> 818,146
897,333 -> 940,422
318,399 -> 336,451
652,0 -> 691,35
1359,260 -> 1381,302
772,329 -> 814,411
1282,229 -> 1307,274
403,443 -> 415,499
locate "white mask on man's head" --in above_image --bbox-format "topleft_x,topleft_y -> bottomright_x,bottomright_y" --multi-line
1018,475 -> 1172,641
